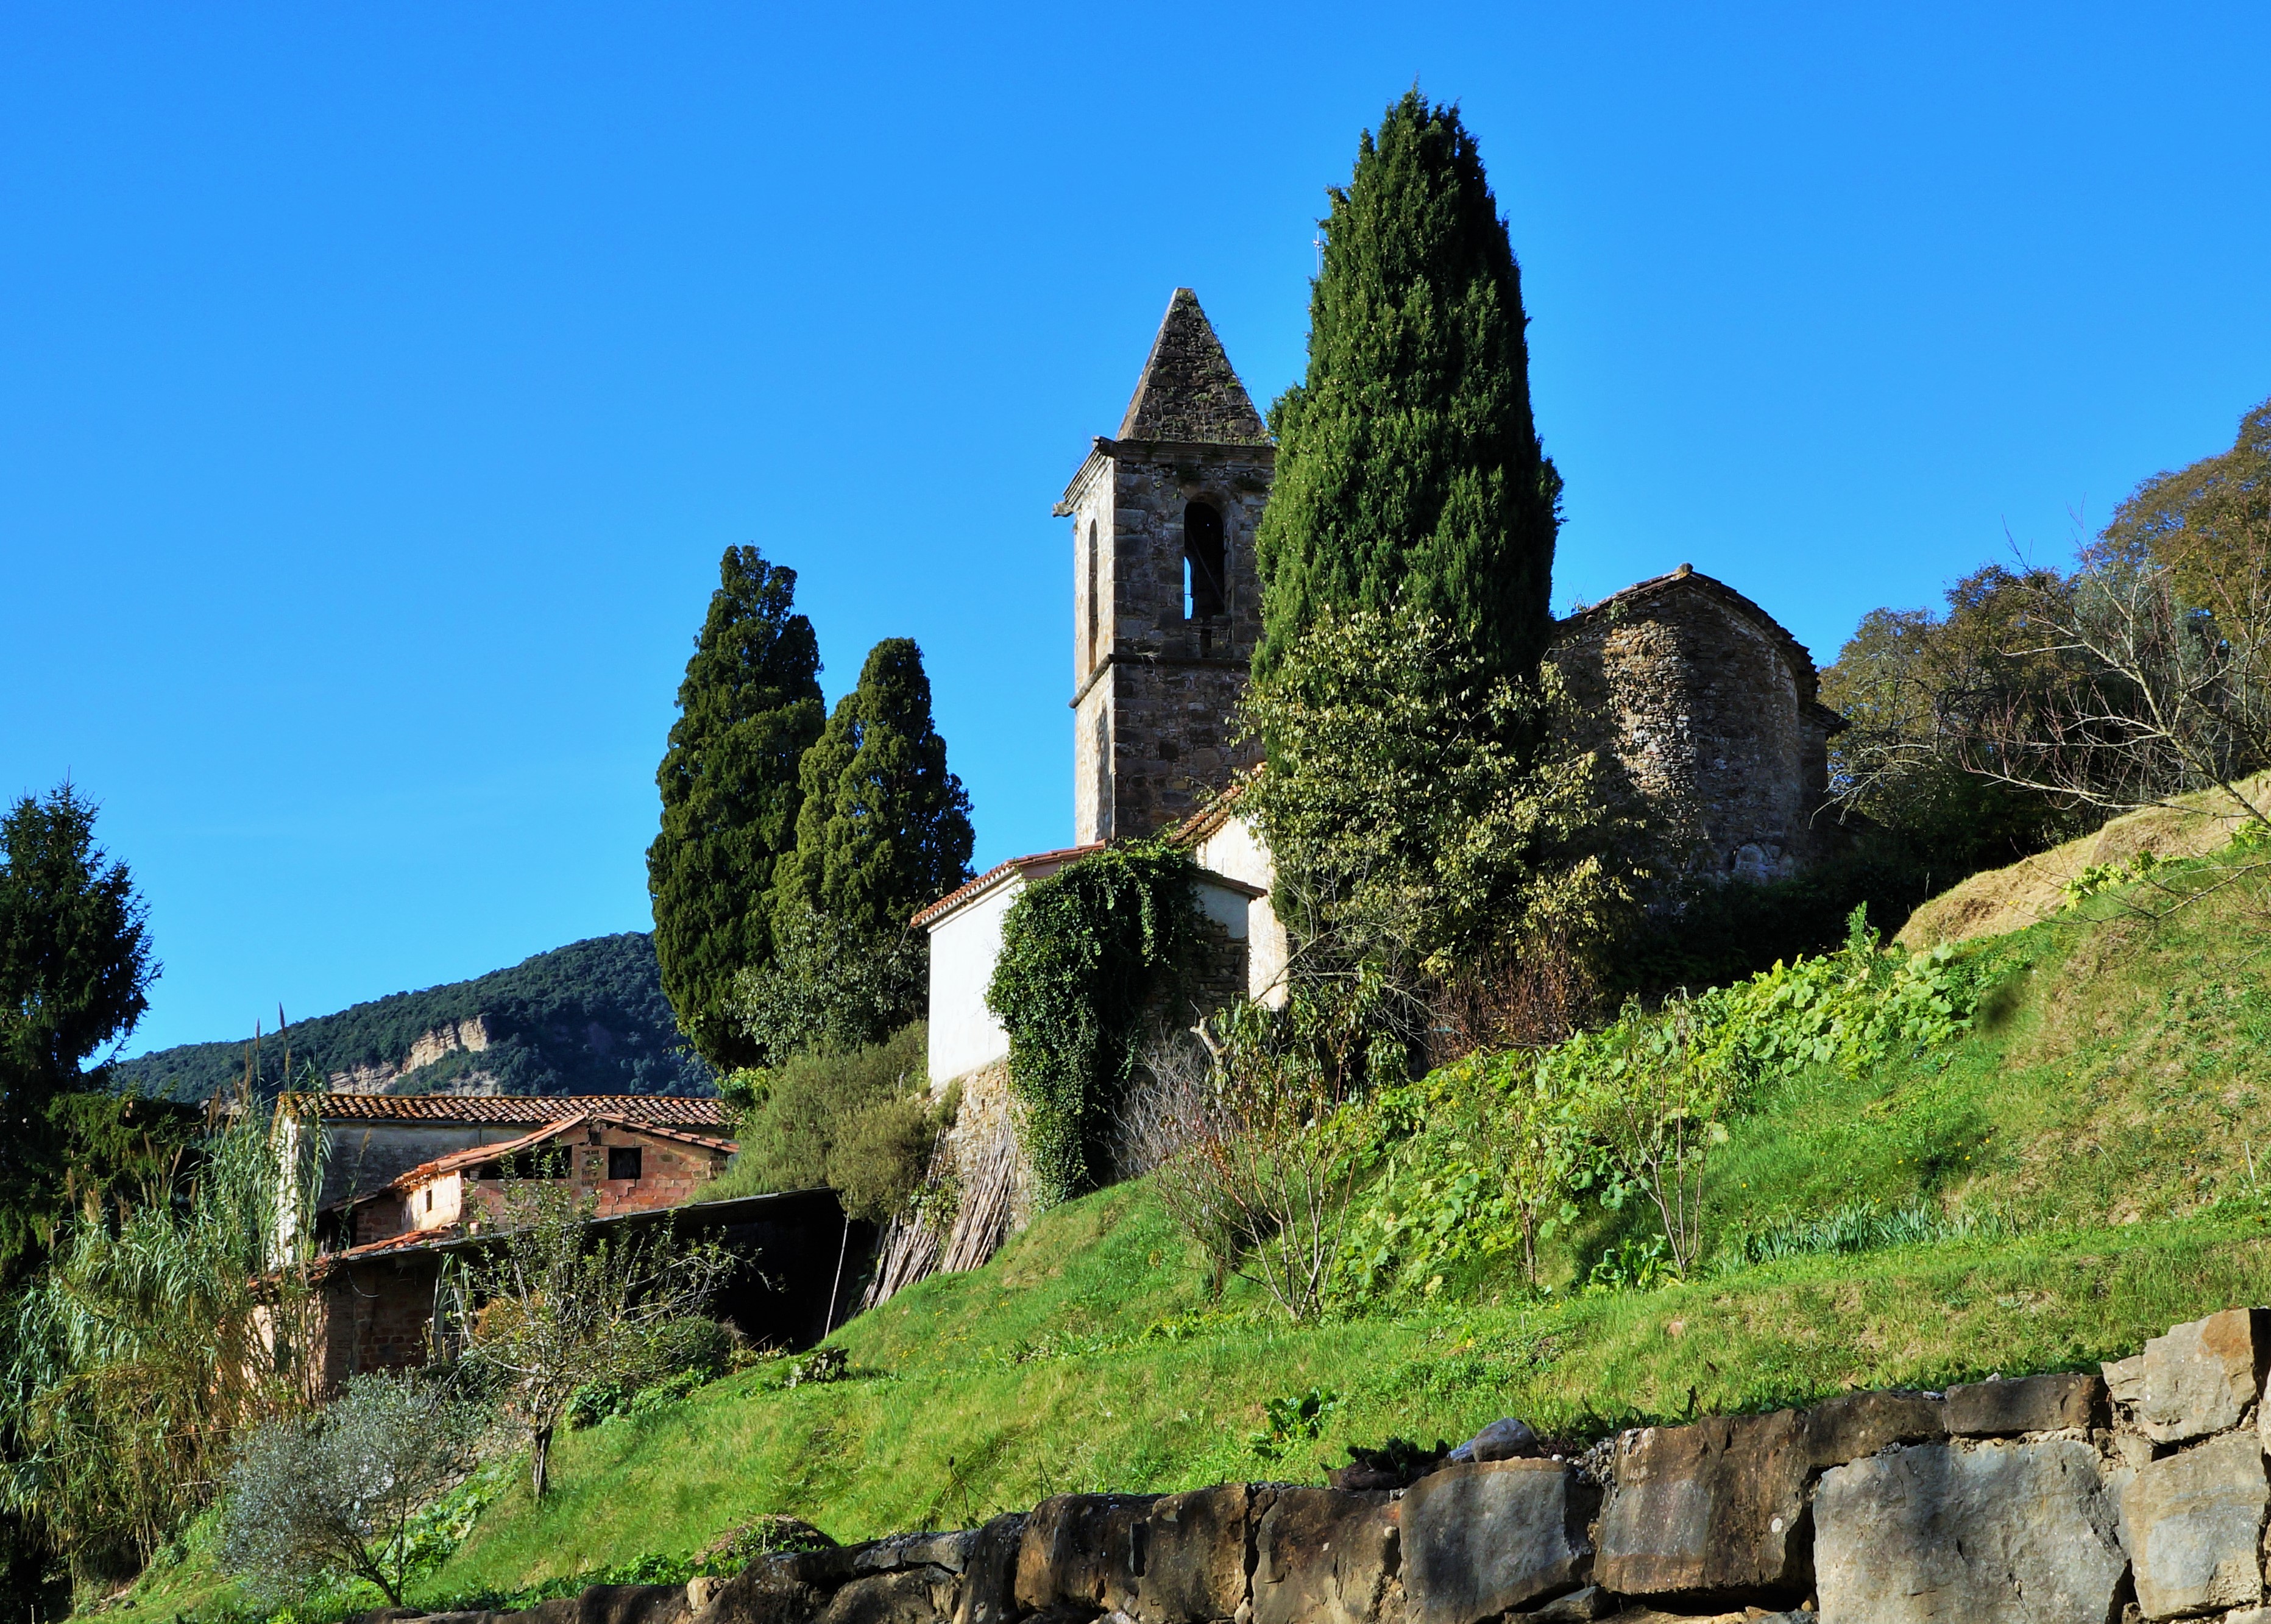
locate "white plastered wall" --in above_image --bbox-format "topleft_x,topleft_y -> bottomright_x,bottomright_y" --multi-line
926,876 -> 1026,1086
1189,813 -> 1288,1007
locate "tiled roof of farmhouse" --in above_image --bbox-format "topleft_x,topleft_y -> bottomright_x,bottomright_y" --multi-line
297,1091 -> 726,1129
909,844 -> 1103,930
1116,289 -> 1272,446
370,1114 -> 737,1197
1554,562 -> 1841,718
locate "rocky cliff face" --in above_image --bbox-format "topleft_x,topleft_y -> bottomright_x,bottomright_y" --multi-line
329,1016 -> 498,1093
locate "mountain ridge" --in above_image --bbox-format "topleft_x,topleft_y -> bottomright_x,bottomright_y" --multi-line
111,932 -> 714,1102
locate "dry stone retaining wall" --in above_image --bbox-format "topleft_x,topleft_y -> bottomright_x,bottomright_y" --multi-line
381,1307 -> 2271,1624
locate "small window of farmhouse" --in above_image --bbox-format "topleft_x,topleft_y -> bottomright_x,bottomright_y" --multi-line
423,1188 -> 433,1213
608,1146 -> 643,1181
1184,502 -> 1225,619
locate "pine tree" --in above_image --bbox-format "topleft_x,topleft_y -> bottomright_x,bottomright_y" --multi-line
0,783 -> 158,1285
647,545 -> 824,1070
773,637 -> 974,940
1254,91 -> 1562,686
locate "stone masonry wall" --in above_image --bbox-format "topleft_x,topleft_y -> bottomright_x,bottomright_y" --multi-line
1551,578 -> 1840,885
1071,441 -> 1272,843
390,1305 -> 2271,1624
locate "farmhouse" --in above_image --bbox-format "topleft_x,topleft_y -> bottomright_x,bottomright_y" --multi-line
281,1094 -> 860,1394
330,1113 -> 734,1249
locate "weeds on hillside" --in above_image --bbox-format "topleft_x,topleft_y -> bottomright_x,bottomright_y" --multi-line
1133,1004 -> 1362,1322
1323,911 -> 2000,1305
1713,1202 -> 2016,1275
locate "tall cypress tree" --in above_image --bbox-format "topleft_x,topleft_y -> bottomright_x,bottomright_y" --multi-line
648,545 -> 824,1069
773,637 -> 974,938
1254,91 -> 1562,685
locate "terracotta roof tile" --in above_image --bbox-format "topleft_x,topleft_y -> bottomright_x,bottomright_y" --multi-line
909,844 -> 1103,929
291,1091 -> 725,1129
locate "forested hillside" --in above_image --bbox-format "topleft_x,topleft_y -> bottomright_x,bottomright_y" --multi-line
112,933 -> 712,1101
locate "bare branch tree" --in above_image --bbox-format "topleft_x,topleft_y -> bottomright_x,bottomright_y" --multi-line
1967,559 -> 2271,829
445,1179 -> 728,1498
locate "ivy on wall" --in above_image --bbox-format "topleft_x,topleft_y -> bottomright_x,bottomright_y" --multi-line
985,840 -> 1203,1207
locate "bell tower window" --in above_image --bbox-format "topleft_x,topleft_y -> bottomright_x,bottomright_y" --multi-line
1184,501 -> 1225,620
1086,520 -> 1100,670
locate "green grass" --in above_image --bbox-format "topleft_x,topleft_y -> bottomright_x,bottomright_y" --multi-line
97,862 -> 2271,1622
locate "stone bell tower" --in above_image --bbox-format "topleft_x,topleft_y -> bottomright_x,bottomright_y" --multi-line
1054,289 -> 1275,843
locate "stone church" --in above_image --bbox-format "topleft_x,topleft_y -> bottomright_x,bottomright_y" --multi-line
893,288 -> 1842,1291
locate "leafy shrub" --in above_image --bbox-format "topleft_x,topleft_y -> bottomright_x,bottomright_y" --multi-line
1582,1235 -> 1676,1294
564,1314 -> 736,1427
2063,849 -> 2166,906
1328,909 -> 1998,1301
220,1370 -> 484,1607
716,1022 -> 943,1220
1248,1388 -> 1343,1461
781,1346 -> 848,1388
987,841 -> 1203,1206
730,911 -> 929,1069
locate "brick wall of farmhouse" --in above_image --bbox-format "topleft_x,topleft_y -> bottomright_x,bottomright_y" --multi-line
456,1127 -> 728,1225
315,1253 -> 441,1390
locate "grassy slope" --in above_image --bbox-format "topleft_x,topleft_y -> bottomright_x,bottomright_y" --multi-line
108,867 -> 2271,1620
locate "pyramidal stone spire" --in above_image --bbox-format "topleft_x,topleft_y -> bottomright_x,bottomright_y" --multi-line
1116,288 -> 1271,445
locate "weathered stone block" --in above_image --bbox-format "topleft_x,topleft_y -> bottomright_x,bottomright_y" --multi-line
1518,1587 -> 1615,1620
1595,1410 -> 1812,1603
2104,1308 -> 2271,1444
1250,1487 -> 1397,1624
1135,1484 -> 1249,1624
1015,1495 -> 1157,1616
949,1514 -> 1027,1624
823,1572 -> 958,1624
690,1560 -> 827,1624
2119,1430 -> 2268,1620
521,1586 -> 692,1624
1401,1459 -> 1594,1624
1944,1372 -> 2106,1436
1804,1388 -> 1946,1466
852,1531 -> 979,1577
1813,1439 -> 2126,1624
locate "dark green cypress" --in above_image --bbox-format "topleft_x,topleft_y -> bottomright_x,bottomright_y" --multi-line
1254,91 -> 1562,685
647,545 -> 824,1070
773,637 -> 974,937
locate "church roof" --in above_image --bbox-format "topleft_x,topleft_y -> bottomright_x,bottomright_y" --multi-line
1554,563 -> 1845,729
1116,289 -> 1271,445
910,844 -> 1104,930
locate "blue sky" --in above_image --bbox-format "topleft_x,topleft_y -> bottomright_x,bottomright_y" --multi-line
5,2 -> 2266,1058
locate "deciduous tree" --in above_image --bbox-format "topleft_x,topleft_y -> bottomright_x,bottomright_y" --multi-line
450,1179 -> 726,1498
